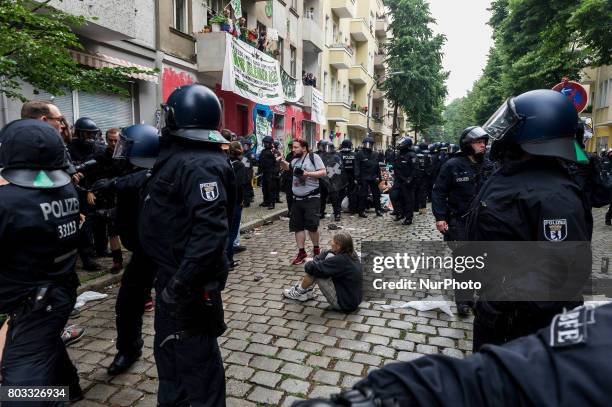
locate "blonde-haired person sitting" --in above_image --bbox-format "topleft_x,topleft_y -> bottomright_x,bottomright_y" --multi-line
284,232 -> 363,313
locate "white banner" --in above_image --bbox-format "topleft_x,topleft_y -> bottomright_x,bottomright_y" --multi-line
281,68 -> 303,103
222,36 -> 285,106
311,88 -> 326,124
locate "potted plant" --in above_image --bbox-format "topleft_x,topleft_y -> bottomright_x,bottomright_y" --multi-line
209,15 -> 226,32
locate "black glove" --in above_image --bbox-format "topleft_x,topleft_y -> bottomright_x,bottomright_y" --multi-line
90,177 -> 116,193
292,385 -> 402,407
160,276 -> 191,319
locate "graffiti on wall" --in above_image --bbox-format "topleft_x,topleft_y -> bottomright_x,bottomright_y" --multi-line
162,67 -> 195,102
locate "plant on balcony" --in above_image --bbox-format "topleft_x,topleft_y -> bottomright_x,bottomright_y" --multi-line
209,14 -> 227,32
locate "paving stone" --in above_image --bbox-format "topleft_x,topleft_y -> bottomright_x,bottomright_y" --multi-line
223,339 -> 250,351
247,386 -> 283,404
416,344 -> 439,354
338,339 -> 371,353
296,340 -> 324,353
280,362 -> 313,379
371,345 -> 396,358
442,347 -> 465,358
250,333 -> 274,344
361,333 -> 390,346
333,360 -> 364,376
282,396 -> 305,407
226,365 -> 255,381
322,347 -> 352,360
352,352 -> 383,366
107,388 -> 144,406
85,384 -> 118,402
429,336 -> 456,348
438,327 -> 466,339
226,351 -> 253,365
312,370 -> 341,385
364,317 -> 387,326
371,326 -> 401,338
275,337 -> 298,348
306,355 -> 331,369
136,379 -> 158,394
227,396 -> 256,407
341,375 -> 362,388
250,371 -> 282,387
397,352 -> 424,362
245,343 -> 278,357
390,339 -> 416,351
134,394 -> 157,407
309,385 -> 343,399
279,378 -> 310,395
110,373 -> 142,386
249,355 -> 283,372
277,348 -> 308,363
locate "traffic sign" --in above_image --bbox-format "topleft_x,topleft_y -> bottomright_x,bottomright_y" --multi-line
552,80 -> 588,113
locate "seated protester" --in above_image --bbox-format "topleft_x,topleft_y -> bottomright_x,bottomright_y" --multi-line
283,232 -> 362,313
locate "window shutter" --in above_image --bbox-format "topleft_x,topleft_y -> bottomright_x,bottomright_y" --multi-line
36,90 -> 74,125
78,90 -> 134,134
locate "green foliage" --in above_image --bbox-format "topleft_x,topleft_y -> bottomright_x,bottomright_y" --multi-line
0,0 -> 155,101
383,0 -> 448,139
442,0 -> 611,139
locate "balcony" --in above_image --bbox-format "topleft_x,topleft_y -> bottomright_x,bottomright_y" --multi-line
371,118 -> 383,134
195,32 -> 229,80
52,0 -> 136,41
375,18 -> 388,38
349,19 -> 370,42
348,111 -> 368,129
348,65 -> 370,84
328,45 -> 353,69
327,102 -> 350,122
374,52 -> 385,68
330,0 -> 355,18
372,88 -> 384,100
303,17 -> 324,52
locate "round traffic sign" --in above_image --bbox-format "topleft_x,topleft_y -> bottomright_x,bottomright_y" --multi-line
552,80 -> 588,113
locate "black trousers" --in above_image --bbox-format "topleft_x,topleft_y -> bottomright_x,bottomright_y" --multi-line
606,204 -> 612,222
398,182 -> 415,220
261,174 -> 277,205
77,213 -> 97,262
1,285 -> 80,406
358,179 -> 381,212
320,187 -> 342,216
340,178 -> 358,213
415,179 -> 427,210
443,218 -> 470,311
153,275 -> 226,407
115,249 -> 156,356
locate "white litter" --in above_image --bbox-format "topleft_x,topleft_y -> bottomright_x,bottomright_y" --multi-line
74,291 -> 108,309
270,251 -> 278,255
380,295 -> 454,317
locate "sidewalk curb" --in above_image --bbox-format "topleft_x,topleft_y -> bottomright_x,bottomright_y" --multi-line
78,208 -> 289,294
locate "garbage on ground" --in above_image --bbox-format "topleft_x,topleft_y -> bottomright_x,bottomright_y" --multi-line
328,224 -> 343,230
254,273 -> 266,281
74,291 -> 108,309
379,295 -> 454,317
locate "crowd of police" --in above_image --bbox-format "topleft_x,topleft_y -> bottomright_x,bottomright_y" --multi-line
0,83 -> 611,407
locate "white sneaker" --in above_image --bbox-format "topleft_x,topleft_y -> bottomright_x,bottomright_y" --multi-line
283,284 -> 316,302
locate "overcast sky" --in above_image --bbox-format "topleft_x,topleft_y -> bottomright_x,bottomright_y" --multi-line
426,0 -> 494,103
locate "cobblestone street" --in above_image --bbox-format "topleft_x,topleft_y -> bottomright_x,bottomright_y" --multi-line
69,205 -> 611,406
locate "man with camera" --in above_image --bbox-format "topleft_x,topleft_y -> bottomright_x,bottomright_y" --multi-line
280,139 -> 327,265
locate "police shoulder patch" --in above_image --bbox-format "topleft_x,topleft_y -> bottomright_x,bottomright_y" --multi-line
200,182 -> 219,201
549,305 -> 595,348
543,219 -> 568,241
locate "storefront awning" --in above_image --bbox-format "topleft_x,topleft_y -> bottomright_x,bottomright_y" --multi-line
70,50 -> 158,83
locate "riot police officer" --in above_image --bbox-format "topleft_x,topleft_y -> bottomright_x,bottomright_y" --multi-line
339,139 -> 358,213
467,89 -> 591,350
273,140 -> 283,203
68,117 -> 106,271
91,124 -> 160,376
0,119 -> 82,403
139,85 -> 234,406
319,141 -> 344,221
355,136 -> 383,218
292,303 -> 612,407
414,143 -> 430,214
241,139 -> 256,207
258,135 -> 277,209
391,137 -> 417,225
603,149 -> 612,225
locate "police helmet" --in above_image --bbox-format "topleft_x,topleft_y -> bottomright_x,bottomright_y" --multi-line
414,145 -> 421,154
262,135 -> 274,148
459,126 -> 489,156
74,117 -> 101,140
241,138 -> 253,146
160,84 -> 227,144
362,136 -> 375,150
449,143 -> 460,155
484,89 -> 586,162
398,137 -> 413,151
0,119 -> 71,188
418,142 -> 428,151
340,139 -> 353,150
273,140 -> 280,148
114,124 -> 160,169
439,142 -> 449,151
323,141 -> 335,153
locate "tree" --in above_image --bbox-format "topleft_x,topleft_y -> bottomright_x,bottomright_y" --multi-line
0,0 -> 153,101
383,0 -> 448,143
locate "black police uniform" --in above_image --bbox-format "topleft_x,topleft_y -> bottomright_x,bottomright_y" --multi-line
414,149 -> 429,212
294,303 -> 612,407
432,154 -> 493,241
319,150 -> 344,219
392,149 -> 417,223
384,148 -> 395,165
603,154 -> 612,224
0,120 -> 81,404
466,158 -> 591,351
355,148 -> 382,215
139,138 -> 234,407
339,148 -> 358,213
259,146 -> 277,207
241,146 -> 256,206
282,151 -> 295,213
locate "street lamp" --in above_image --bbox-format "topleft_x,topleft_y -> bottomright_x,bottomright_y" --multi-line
366,71 -> 404,143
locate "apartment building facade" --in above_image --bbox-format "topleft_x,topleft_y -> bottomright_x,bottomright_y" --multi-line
582,66 -> 612,154
0,0 -> 159,130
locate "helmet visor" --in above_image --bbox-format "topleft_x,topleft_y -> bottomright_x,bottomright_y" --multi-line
483,98 -> 521,141
324,144 -> 334,153
112,134 -> 131,160
466,126 -> 490,141
363,141 -> 373,149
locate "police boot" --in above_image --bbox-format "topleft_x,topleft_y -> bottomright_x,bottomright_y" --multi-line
402,218 -> 412,226
358,212 -> 368,218
606,213 -> 611,226
393,214 -> 404,222
107,351 -> 142,376
334,213 -> 341,222
375,209 -> 383,217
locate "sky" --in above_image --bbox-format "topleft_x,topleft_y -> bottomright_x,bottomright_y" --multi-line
426,0 -> 494,103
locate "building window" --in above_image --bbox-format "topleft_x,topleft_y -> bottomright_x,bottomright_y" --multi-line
290,46 -> 297,77
599,79 -> 611,108
173,0 -> 188,33
324,71 -> 328,100
325,15 -> 330,46
277,37 -> 284,65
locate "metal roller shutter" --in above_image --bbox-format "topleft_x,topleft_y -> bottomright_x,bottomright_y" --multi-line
78,88 -> 134,133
